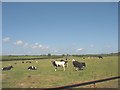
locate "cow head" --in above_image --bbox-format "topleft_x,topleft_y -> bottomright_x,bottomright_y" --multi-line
10,66 -> 13,68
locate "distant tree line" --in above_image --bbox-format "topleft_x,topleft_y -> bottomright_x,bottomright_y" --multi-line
72,53 -> 118,57
4,52 -> 119,57
2,52 -> 119,61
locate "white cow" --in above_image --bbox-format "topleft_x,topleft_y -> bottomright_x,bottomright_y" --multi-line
51,60 -> 68,71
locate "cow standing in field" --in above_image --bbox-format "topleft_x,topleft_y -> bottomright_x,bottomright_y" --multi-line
51,60 -> 68,71
2,66 -> 13,71
72,59 -> 86,71
60,59 -> 68,67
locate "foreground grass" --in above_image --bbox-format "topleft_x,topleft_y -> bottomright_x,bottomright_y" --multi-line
2,56 -> 118,88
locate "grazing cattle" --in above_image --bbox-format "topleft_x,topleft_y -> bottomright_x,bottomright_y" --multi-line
2,66 -> 13,71
98,56 -> 103,59
22,61 -> 24,63
26,61 -> 31,63
83,57 -> 85,59
72,59 -> 86,71
60,59 -> 68,67
51,60 -> 68,71
80,62 -> 86,67
60,59 -> 64,61
28,66 -> 37,70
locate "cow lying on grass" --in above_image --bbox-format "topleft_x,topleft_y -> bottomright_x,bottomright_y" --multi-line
26,61 -> 31,63
51,60 -> 68,71
98,56 -> 103,59
2,66 -> 13,71
28,66 -> 37,70
72,59 -> 86,71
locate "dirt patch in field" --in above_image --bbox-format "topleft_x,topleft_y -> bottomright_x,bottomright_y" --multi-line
2,74 -> 7,80
15,75 -> 64,88
0,74 -> 2,82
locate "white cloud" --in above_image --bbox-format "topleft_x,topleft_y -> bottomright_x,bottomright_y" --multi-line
54,50 -> 58,53
23,43 -> 29,47
46,46 -> 49,48
41,46 -> 48,50
11,39 -> 51,54
31,43 -> 43,49
38,44 -> 42,48
14,40 -> 23,45
90,44 -> 94,47
35,43 -> 38,45
3,37 -> 11,42
77,48 -> 84,51
31,45 -> 37,49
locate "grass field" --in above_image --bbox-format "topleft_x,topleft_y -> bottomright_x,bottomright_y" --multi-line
2,56 -> 118,88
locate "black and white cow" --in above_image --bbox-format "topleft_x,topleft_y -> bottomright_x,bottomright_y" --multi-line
2,66 -> 13,71
60,59 -> 68,67
51,60 -> 68,71
60,59 -> 65,61
81,62 -> 86,67
28,66 -> 37,70
72,59 -> 86,71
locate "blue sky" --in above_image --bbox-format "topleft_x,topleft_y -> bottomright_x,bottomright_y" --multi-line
2,2 -> 118,55
2,0 -> 120,2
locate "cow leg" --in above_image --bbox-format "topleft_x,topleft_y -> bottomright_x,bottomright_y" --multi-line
62,65 -> 65,71
67,63 -> 68,67
63,67 -> 65,71
65,63 -> 68,67
75,68 -> 79,71
55,67 -> 57,71
73,67 -> 75,71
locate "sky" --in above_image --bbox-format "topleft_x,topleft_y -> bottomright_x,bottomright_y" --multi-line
2,0 -> 120,2
2,2 -> 118,55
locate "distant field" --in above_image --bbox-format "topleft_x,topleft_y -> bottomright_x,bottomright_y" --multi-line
2,55 -> 63,61
2,56 -> 118,88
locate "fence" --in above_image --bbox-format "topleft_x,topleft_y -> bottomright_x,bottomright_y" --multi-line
47,76 -> 120,89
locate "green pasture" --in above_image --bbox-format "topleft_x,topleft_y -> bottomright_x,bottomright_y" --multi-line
2,56 -> 118,88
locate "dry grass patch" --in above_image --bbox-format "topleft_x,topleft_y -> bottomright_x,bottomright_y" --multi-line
16,75 -> 64,88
